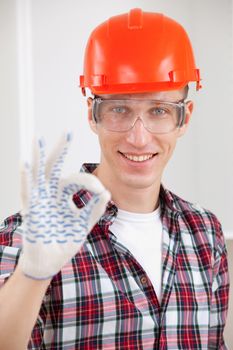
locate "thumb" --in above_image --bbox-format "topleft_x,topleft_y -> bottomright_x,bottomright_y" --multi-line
59,172 -> 108,196
58,172 -> 111,230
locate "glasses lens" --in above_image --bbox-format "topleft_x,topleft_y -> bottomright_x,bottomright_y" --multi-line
145,102 -> 181,133
94,99 -> 184,133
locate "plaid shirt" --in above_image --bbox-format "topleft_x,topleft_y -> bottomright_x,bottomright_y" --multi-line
0,163 -> 229,349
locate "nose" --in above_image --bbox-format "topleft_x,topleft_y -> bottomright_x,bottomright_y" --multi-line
125,117 -> 153,147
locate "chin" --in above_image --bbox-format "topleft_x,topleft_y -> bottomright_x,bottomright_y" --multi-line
120,174 -> 158,190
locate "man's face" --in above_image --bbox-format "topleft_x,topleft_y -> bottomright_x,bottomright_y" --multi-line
88,89 -> 193,191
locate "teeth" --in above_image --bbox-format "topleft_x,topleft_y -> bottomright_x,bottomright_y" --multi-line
123,153 -> 154,162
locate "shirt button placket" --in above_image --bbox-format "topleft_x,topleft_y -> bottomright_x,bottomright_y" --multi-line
140,275 -> 148,287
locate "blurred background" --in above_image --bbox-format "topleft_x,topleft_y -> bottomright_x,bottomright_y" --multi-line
0,0 -> 233,346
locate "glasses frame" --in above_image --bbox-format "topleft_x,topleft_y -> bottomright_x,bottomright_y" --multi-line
92,96 -> 187,134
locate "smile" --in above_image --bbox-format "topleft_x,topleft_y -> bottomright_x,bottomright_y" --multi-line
120,152 -> 156,162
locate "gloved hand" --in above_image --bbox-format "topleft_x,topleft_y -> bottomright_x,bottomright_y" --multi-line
18,134 -> 111,280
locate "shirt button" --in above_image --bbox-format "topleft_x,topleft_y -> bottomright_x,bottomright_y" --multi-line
140,276 -> 148,286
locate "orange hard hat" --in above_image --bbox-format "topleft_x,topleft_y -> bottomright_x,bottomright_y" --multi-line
80,8 -> 201,95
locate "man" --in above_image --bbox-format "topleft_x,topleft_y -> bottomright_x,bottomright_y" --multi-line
0,8 -> 229,350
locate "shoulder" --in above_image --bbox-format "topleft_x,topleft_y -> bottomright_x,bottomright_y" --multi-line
167,189 -> 221,225
0,213 -> 22,247
165,189 -> 225,252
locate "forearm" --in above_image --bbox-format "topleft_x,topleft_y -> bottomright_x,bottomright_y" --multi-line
0,264 -> 51,350
0,135 -> 110,349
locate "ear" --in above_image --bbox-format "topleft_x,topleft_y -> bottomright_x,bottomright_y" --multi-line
177,100 -> 194,137
87,97 -> 98,134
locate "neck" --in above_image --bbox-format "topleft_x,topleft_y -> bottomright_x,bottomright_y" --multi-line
93,165 -> 160,213
113,187 -> 160,213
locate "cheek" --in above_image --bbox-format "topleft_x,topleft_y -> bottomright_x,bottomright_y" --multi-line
156,134 -> 178,158
97,131 -> 120,156
157,134 -> 178,150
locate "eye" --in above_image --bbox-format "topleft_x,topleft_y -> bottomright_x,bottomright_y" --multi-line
151,107 -> 167,116
112,106 -> 127,114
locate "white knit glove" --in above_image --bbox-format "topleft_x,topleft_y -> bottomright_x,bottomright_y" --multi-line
18,134 -> 110,280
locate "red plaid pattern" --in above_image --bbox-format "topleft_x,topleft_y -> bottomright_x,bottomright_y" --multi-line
0,163 -> 229,349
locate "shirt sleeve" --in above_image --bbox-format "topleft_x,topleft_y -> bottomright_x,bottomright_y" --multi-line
0,213 -> 22,286
209,220 -> 230,349
0,214 -> 51,349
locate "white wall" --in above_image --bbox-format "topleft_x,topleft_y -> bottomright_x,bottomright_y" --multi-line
0,0 -> 233,346
0,0 -> 20,219
1,0 -> 233,227
16,0 -> 233,235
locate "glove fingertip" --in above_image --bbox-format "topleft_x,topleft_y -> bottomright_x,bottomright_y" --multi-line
66,132 -> 73,143
99,189 -> 111,205
38,137 -> 46,149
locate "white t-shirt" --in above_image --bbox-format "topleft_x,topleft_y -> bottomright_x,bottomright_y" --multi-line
110,207 -> 163,301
